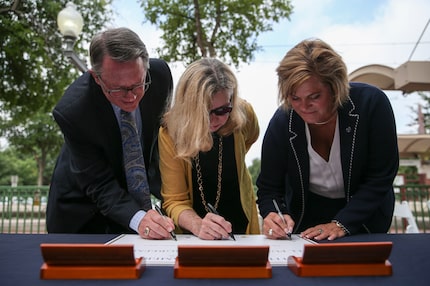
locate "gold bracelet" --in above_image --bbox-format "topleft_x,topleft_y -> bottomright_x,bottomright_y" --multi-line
331,220 -> 350,235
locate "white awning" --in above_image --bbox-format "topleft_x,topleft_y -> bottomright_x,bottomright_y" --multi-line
349,61 -> 430,94
398,134 -> 430,156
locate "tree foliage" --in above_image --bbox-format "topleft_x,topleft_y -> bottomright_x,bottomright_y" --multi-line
0,0 -> 113,185
7,112 -> 64,185
139,0 -> 293,68
0,147 -> 37,185
416,91 -> 430,134
247,158 -> 261,194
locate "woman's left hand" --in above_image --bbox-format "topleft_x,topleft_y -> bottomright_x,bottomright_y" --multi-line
301,222 -> 346,241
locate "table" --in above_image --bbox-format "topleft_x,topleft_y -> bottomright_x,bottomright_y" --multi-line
1,233 -> 429,285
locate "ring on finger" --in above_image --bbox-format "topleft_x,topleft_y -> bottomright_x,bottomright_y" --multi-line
268,228 -> 273,236
144,226 -> 151,236
318,228 -> 323,234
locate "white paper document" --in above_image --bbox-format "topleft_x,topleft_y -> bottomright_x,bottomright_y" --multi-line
106,234 -> 316,266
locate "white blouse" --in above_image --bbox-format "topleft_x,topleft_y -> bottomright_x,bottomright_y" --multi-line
305,116 -> 345,199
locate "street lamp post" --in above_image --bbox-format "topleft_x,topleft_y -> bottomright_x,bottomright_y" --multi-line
57,2 -> 88,73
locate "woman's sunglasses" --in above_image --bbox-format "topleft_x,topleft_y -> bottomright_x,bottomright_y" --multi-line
210,105 -> 233,116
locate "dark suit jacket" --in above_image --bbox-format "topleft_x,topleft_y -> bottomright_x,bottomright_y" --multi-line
46,58 -> 173,234
257,82 -> 399,234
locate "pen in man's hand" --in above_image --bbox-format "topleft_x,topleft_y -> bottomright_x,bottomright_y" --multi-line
206,203 -> 236,241
154,205 -> 177,241
272,199 -> 292,240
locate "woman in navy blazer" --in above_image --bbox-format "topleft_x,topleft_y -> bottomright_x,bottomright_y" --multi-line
257,38 -> 399,241
47,28 -> 174,237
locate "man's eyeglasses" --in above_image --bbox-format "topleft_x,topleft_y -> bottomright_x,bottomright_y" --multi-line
97,72 -> 151,97
210,105 -> 233,116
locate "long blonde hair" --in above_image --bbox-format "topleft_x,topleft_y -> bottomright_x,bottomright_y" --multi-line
162,58 -> 246,161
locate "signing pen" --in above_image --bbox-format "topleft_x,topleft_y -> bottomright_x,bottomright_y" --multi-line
206,203 -> 236,241
154,204 -> 177,241
272,199 -> 292,240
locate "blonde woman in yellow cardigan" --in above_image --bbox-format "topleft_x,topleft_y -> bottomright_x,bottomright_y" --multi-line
159,58 -> 260,240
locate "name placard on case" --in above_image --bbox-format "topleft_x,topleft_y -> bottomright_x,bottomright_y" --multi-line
40,243 -> 144,279
174,245 -> 272,278
288,241 -> 393,277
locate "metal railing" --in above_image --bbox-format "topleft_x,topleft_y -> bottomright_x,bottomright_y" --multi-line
0,186 -> 49,234
391,184 -> 430,233
1,185 -> 429,234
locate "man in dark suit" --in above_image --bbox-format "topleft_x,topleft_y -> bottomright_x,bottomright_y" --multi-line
47,27 -> 175,239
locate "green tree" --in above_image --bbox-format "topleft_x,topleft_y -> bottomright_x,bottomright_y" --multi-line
0,0 -> 113,185
416,91 -> 430,133
247,158 -> 261,194
0,147 -> 37,185
139,0 -> 293,68
6,112 -> 63,185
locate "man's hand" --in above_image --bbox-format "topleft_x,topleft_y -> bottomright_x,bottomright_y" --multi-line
138,209 -> 175,239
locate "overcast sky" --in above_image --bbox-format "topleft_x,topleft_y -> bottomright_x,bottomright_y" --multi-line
110,0 -> 430,165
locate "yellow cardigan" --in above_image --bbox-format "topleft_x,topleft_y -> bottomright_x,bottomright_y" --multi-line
158,102 -> 260,234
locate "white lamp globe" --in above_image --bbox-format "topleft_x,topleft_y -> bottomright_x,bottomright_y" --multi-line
57,2 -> 84,39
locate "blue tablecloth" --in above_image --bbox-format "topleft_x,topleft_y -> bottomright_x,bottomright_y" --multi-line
0,233 -> 429,286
